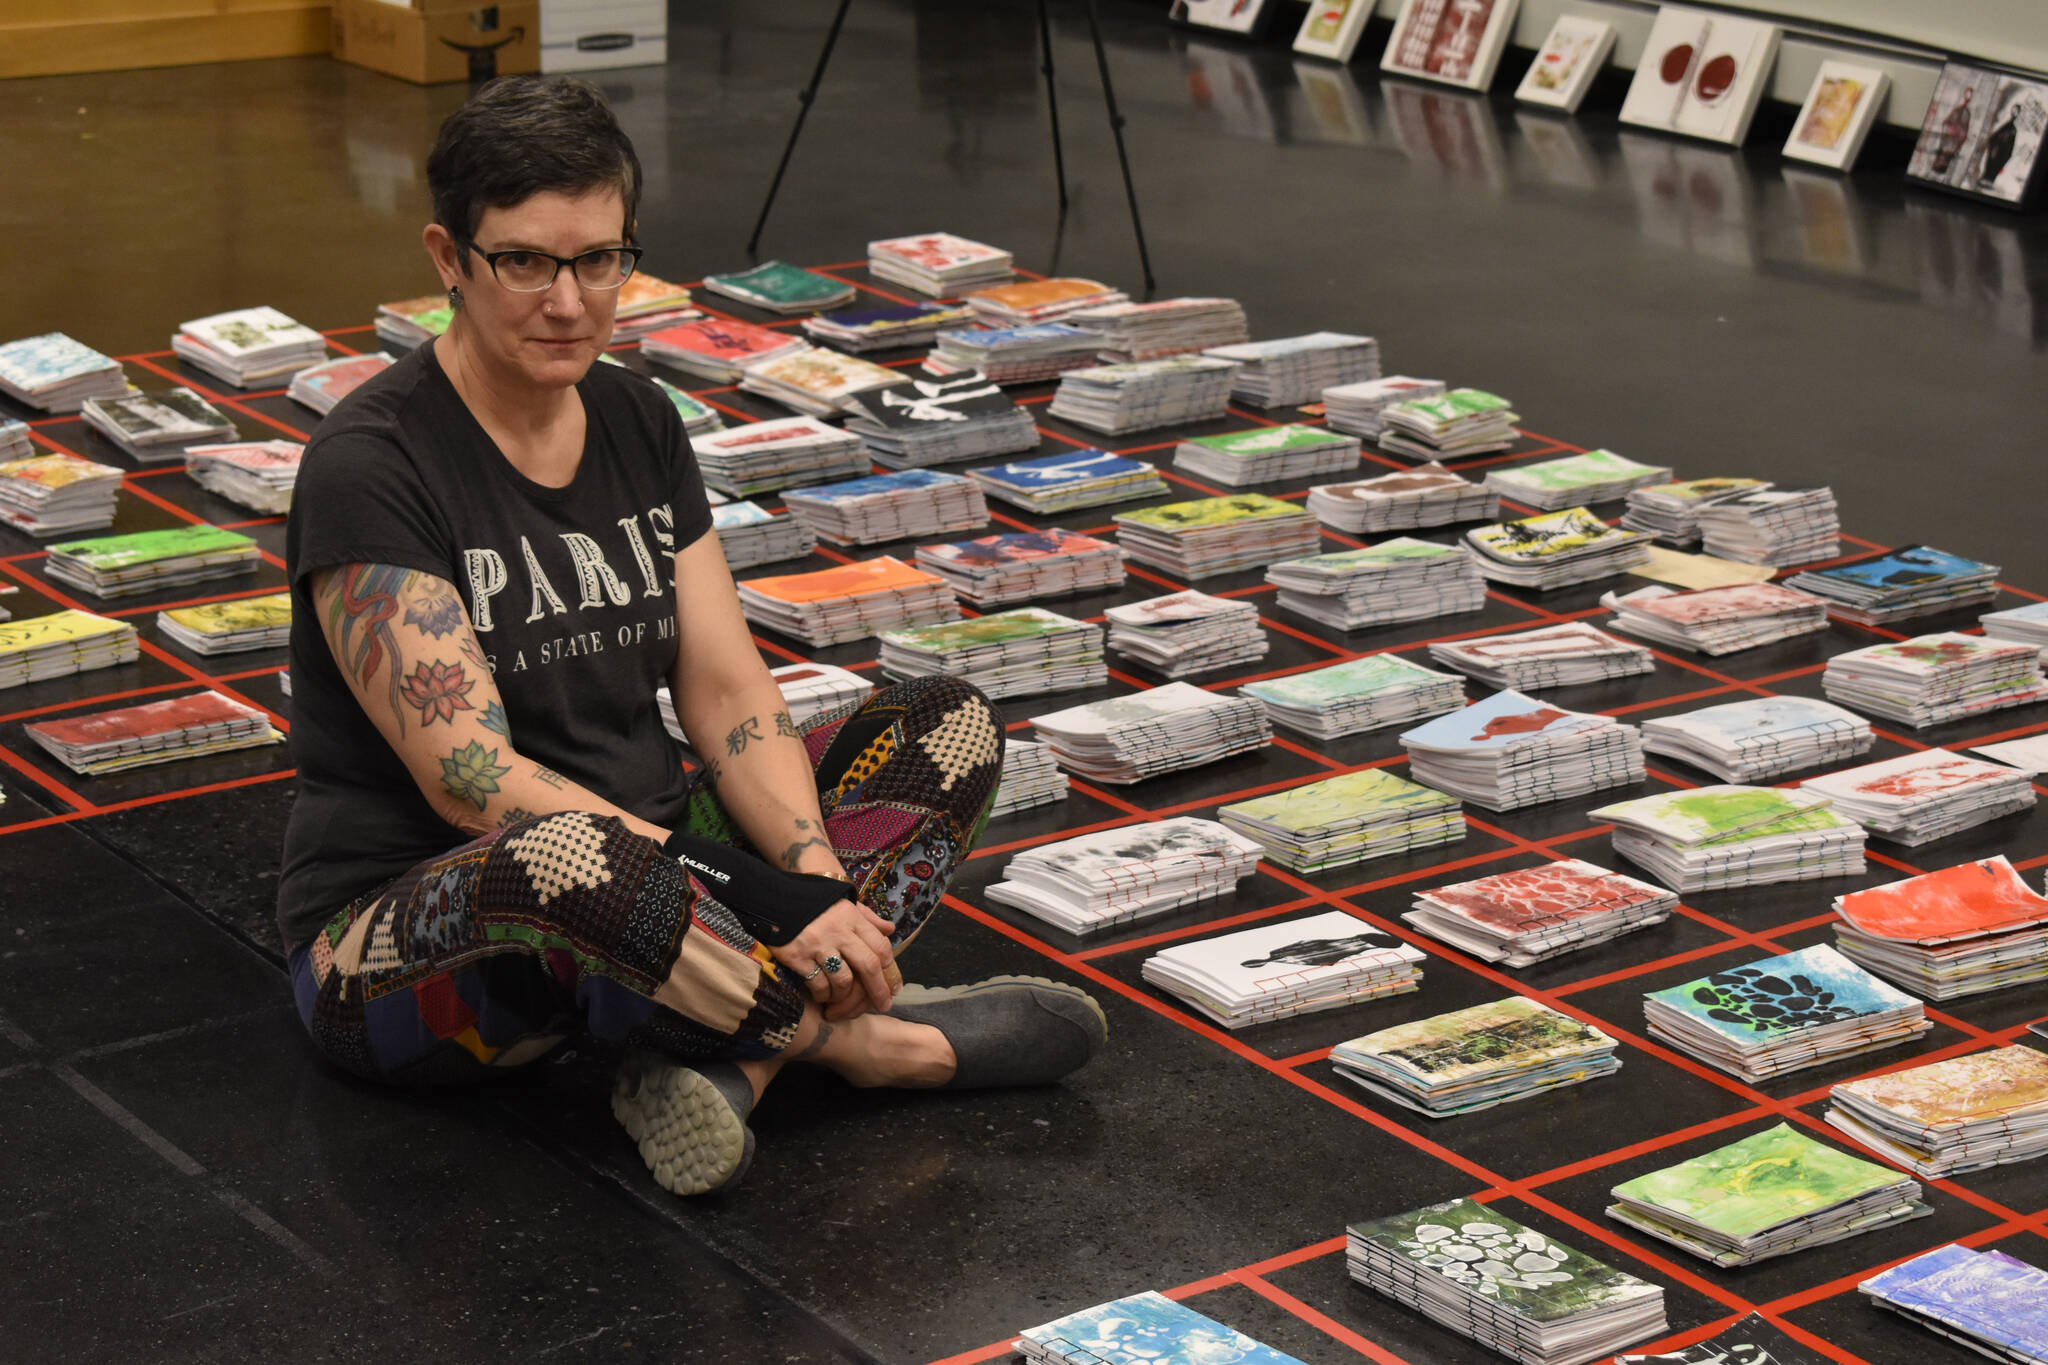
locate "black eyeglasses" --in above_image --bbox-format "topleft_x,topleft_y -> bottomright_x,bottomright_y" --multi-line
461,241 -> 644,292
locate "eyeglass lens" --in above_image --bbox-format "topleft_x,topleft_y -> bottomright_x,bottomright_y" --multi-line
490,249 -> 635,292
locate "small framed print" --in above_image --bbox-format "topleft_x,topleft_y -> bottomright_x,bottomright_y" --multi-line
1514,15 -> 1615,114
1293,0 -> 1373,64
1380,0 -> 1523,93
1907,60 -> 2048,209
1782,62 -> 1889,171
1619,6 -> 1781,146
1168,0 -> 1278,42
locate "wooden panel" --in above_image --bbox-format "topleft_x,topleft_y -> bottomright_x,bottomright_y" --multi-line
0,4 -> 330,78
4,0 -> 325,26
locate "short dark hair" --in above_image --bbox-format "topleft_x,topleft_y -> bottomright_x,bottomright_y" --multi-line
427,75 -> 642,270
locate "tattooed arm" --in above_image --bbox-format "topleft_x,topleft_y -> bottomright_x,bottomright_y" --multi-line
667,532 -> 848,880
669,535 -> 902,1018
309,563 -> 667,843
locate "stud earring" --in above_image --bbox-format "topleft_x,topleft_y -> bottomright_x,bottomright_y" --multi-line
448,285 -> 464,310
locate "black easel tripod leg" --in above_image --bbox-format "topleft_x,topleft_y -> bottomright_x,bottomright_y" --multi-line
1078,0 -> 1156,293
748,0 -> 855,255
1038,0 -> 1070,211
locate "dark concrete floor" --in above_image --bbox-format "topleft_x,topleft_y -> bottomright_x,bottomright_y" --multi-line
1,2 -> 2046,1362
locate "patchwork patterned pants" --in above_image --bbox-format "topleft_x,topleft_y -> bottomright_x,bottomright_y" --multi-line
288,676 -> 1003,1086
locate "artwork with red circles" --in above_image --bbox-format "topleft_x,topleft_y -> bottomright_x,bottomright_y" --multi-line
1619,6 -> 1781,147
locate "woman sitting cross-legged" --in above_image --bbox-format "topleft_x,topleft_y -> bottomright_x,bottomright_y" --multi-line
276,74 -> 1106,1195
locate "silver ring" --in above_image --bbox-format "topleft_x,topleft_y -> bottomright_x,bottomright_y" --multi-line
821,955 -> 845,976
802,963 -> 825,982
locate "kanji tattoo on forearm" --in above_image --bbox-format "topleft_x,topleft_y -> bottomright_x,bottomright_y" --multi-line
441,740 -> 511,810
725,715 -> 764,756
532,764 -> 566,789
497,805 -> 536,829
774,709 -> 799,739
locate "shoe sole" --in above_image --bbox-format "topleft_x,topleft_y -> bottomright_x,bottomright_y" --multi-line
611,1059 -> 752,1197
893,973 -> 1109,1038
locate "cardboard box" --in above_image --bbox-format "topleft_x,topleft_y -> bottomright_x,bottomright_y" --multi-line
332,0 -> 540,84
540,0 -> 665,73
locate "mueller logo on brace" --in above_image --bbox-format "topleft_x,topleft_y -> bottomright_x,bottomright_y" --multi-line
676,855 -> 730,885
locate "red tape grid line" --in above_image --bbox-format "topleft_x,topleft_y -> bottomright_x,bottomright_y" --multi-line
8,286 -> 2035,1365
1333,824 -> 2029,1205
399,295 -> 2048,1349
993,421 -> 1898,796
0,770 -> 296,838
973,512 -> 2042,920
0,667 -> 266,727
921,1235 -> 1394,1365
122,353 -> 316,446
760,372 -> 1952,1363
929,820 -> 2043,1365
930,890 -> 1853,1365
25,423 -> 289,578
911,579 -> 2046,1363
966,724 -> 2039,1342
96,581 -> 287,621
0,559 -> 293,734
981,778 -> 2037,1354
0,560 -> 291,819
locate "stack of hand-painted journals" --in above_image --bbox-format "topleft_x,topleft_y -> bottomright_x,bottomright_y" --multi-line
982,817 -> 1262,935
1831,856 -> 2048,1000
1142,910 -> 1424,1028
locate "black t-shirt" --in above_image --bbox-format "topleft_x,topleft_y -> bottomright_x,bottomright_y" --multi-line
277,342 -> 713,949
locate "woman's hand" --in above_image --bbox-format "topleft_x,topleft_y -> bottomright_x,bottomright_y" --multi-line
772,899 -> 903,1020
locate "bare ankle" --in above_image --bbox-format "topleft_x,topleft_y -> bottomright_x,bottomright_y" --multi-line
878,1019 -> 956,1088
802,1014 -> 956,1089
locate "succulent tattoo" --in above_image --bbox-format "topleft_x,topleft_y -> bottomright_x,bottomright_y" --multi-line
440,740 -> 511,811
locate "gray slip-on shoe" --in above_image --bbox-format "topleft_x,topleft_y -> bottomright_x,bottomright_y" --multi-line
612,1052 -> 757,1196
889,975 -> 1108,1090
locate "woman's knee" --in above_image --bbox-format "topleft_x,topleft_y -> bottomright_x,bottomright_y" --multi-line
482,811 -> 689,976
879,675 -> 1005,810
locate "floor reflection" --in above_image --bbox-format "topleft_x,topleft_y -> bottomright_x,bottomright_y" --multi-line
1619,132 -> 1757,268
1178,36 -> 1286,142
1193,51 -> 2046,348
1293,59 -> 1375,145
1776,168 -> 1875,276
1384,81 -> 1508,189
1911,201 -> 2045,344
1512,109 -> 1604,188
1,2 -> 2042,352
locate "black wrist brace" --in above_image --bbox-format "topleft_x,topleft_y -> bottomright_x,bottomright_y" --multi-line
661,831 -> 854,946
